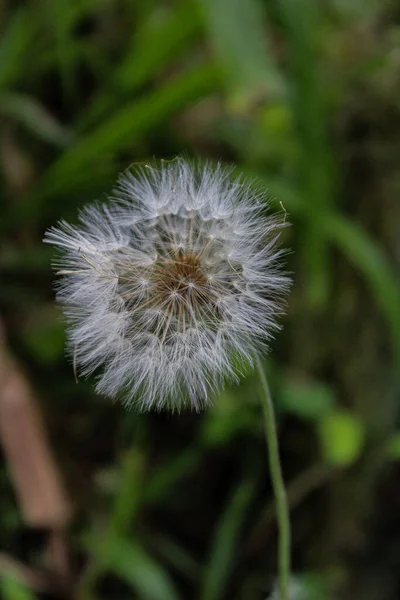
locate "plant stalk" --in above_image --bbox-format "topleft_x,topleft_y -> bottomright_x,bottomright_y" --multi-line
256,359 -> 290,600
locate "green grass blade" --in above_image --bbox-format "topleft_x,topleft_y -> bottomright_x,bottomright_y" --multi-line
145,446 -> 203,504
323,212 -> 400,361
0,93 -> 72,146
105,537 -> 182,600
17,63 -> 219,223
252,171 -> 400,361
80,1 -> 202,129
0,8 -> 38,90
200,0 -> 283,108
117,1 -> 202,92
149,534 -> 201,581
200,477 -> 256,600
44,0 -> 77,103
110,446 -> 146,535
277,0 -> 335,305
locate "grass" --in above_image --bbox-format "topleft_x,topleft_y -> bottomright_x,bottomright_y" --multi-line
0,1 -> 399,599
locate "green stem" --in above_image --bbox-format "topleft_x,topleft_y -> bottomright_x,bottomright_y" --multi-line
256,359 -> 290,600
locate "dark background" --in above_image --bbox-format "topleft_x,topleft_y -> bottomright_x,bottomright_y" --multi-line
0,1 -> 399,599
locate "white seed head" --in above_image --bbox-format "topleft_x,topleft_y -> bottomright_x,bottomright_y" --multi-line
44,158 -> 290,411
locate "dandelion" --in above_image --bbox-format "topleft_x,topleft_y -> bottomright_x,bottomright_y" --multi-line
45,157 -> 292,600
45,158 -> 289,411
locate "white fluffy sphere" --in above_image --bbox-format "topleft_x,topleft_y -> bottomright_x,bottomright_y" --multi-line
45,158 -> 290,411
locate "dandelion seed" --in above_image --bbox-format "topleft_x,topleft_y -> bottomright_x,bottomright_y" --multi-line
44,158 -> 290,411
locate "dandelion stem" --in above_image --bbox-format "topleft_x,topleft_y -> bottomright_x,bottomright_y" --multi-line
256,358 -> 290,600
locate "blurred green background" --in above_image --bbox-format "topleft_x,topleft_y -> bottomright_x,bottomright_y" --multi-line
0,0 -> 399,599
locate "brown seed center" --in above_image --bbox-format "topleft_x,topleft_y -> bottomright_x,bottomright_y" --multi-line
153,251 -> 207,298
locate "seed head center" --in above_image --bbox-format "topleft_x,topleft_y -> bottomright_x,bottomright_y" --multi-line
154,251 -> 207,299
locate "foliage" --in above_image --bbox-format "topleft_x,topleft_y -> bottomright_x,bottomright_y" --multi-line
0,0 -> 399,599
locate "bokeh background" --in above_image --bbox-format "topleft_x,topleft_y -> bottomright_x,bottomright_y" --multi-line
1,0 -> 399,599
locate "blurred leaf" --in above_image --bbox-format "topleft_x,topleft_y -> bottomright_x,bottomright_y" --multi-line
0,8 -> 38,90
279,376 -> 335,421
145,446 -> 202,504
201,390 -> 258,446
386,433 -> 400,460
200,477 -> 256,600
324,212 -> 400,362
149,534 -> 201,581
253,173 -> 400,362
0,576 -> 37,600
333,0 -> 381,21
200,0 -> 283,109
201,409 -> 255,446
110,447 -> 145,534
22,63 -> 219,221
318,409 -> 365,467
245,172 -> 300,211
278,0 -> 334,306
42,0 -> 115,102
80,1 -> 202,128
117,1 -> 201,91
105,537 -> 181,600
0,93 -> 72,147
44,0 -> 77,103
260,103 -> 293,137
78,444 -> 147,598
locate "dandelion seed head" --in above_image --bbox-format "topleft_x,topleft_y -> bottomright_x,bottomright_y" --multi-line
44,158 -> 290,411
